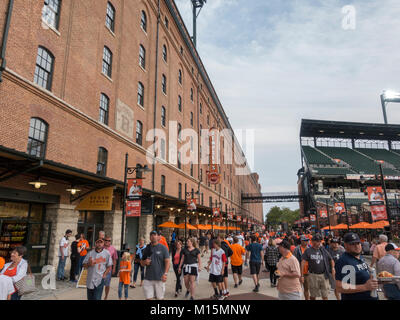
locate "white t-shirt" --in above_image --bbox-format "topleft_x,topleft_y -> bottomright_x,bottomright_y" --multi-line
237,235 -> 245,247
210,248 -> 227,276
59,237 -> 69,257
0,275 -> 15,300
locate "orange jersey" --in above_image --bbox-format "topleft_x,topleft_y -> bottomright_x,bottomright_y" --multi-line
159,236 -> 169,251
119,260 -> 131,285
78,240 -> 89,256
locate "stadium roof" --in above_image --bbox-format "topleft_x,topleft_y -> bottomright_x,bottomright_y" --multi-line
300,119 -> 400,141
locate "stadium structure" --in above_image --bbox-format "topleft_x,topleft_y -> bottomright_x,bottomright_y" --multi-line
297,119 -> 400,234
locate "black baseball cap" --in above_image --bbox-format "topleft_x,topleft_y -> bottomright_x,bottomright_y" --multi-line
150,230 -> 161,236
277,240 -> 291,250
331,238 -> 340,243
312,234 -> 323,241
343,233 -> 361,244
385,243 -> 400,252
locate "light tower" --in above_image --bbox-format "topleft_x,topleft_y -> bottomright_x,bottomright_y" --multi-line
191,0 -> 206,48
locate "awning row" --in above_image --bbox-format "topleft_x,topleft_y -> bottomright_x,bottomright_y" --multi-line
321,220 -> 389,230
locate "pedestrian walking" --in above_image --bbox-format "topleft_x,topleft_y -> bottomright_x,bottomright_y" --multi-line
230,236 -> 245,288
178,238 -> 201,300
69,234 -> 80,282
218,234 -> 233,298
103,235 -> 118,300
264,238 -> 280,287
246,235 -> 264,292
206,239 -> 227,300
57,229 -> 72,281
0,246 -> 28,300
370,234 -> 388,273
377,243 -> 400,300
327,238 -> 345,300
172,240 -> 184,297
77,233 -> 90,276
301,234 -> 334,300
118,252 -> 132,300
335,232 -> 378,300
131,238 -> 146,288
140,231 -> 170,300
199,233 -> 207,257
276,240 -> 302,300
82,238 -> 112,300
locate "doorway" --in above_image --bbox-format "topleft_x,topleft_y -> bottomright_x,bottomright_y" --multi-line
77,211 -> 104,248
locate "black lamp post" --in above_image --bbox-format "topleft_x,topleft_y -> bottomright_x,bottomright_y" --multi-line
378,163 -> 393,239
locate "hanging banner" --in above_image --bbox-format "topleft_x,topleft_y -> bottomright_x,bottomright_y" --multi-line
187,198 -> 197,211
236,215 -> 242,222
370,205 -> 388,221
227,211 -> 233,220
208,127 -> 221,184
367,186 -> 385,204
75,187 -> 114,211
304,217 -> 310,222
319,208 -> 328,218
310,215 -> 316,222
212,207 -> 221,218
126,200 -> 141,217
127,178 -> 143,199
334,203 -> 346,215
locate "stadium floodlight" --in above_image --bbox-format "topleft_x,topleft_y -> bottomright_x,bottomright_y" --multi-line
381,90 -> 400,124
191,0 -> 207,48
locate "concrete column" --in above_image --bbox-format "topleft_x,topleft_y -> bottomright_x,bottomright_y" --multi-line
163,213 -> 175,244
104,210 -> 123,249
138,215 -> 153,243
46,204 -> 79,271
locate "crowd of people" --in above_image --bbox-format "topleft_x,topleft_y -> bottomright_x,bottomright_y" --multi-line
0,227 -> 399,301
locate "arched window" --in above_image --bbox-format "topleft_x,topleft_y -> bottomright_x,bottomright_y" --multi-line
105,2 -> 115,32
162,74 -> 167,94
102,46 -> 113,78
96,147 -> 108,176
99,93 -> 109,125
162,45 -> 167,62
161,106 -> 166,127
178,69 -> 182,84
141,11 -> 147,32
138,82 -> 144,106
190,112 -> 194,127
160,138 -> 166,160
34,46 -> 54,91
178,183 -> 182,199
199,102 -> 202,114
139,45 -> 146,69
178,123 -> 182,140
136,121 -> 143,145
161,175 -> 166,194
42,0 -> 62,30
27,118 -> 48,158
178,95 -> 182,112
190,88 -> 194,101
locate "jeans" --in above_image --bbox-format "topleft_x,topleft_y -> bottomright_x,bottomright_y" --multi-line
383,284 -> 400,300
133,263 -> 145,283
57,256 -> 67,280
87,279 -> 105,300
70,256 -> 79,281
118,282 -> 129,299
11,292 -> 21,300
173,264 -> 182,293
266,263 -> 277,285
78,255 -> 86,276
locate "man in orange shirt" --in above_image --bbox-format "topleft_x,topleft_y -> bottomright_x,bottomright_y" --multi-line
0,256 -> 5,272
370,234 -> 388,273
157,231 -> 169,252
230,236 -> 245,288
77,234 -> 90,276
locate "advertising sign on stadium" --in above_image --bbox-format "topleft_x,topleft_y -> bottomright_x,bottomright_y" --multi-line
334,202 -> 346,215
346,174 -> 375,180
367,186 -> 385,203
371,205 -> 388,221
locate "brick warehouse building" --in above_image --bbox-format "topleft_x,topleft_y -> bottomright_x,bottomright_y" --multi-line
0,0 -> 263,271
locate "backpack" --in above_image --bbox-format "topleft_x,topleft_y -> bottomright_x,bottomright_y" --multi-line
222,241 -> 233,258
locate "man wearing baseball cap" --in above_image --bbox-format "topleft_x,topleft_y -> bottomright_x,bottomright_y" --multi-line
293,235 -> 311,300
377,243 -> 400,300
335,232 -> 378,300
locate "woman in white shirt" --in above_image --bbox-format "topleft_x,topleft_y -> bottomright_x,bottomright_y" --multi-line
0,246 -> 28,300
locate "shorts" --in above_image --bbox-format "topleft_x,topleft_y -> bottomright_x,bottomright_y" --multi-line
278,291 -> 302,300
231,265 -> 243,275
183,266 -> 198,276
308,273 -> 329,298
104,271 -> 112,286
303,274 -> 309,292
250,261 -> 261,275
223,266 -> 228,278
143,279 -> 166,300
209,274 -> 223,283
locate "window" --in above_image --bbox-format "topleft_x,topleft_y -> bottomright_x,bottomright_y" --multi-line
160,138 -> 166,160
136,121 -> 143,145
137,82 -> 144,106
209,197 -> 213,208
178,123 -> 182,140
201,193 -> 204,205
141,11 -> 147,32
27,118 -> 48,158
164,16 -> 169,28
178,151 -> 182,169
96,147 -> 108,176
161,106 -> 166,127
99,93 -> 109,125
139,45 -> 146,69
178,183 -> 182,199
190,162 -> 193,177
102,46 -> 112,78
200,103 -> 202,114
207,115 -> 210,125
190,136 -> 194,152
42,0 -> 61,30
178,69 -> 182,85
190,112 -> 194,127
162,45 -> 167,62
161,175 -> 166,194
178,95 -> 182,112
105,2 -> 115,32
200,169 -> 203,182
34,47 -> 54,91
180,46 -> 183,55
162,74 -> 167,94
190,88 -> 193,101
200,124 -> 202,136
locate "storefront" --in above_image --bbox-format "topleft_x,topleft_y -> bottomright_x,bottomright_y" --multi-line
77,211 -> 105,248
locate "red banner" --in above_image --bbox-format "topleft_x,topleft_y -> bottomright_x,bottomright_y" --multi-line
371,205 -> 388,221
208,128 -> 221,184
127,178 -> 143,199
319,208 -> 328,218
310,215 -> 316,222
334,203 -> 346,215
367,186 -> 385,203
187,198 -> 197,211
227,211 -> 233,220
126,200 -> 141,217
236,215 -> 241,222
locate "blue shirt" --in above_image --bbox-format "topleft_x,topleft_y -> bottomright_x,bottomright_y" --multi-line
171,232 -> 176,242
246,243 -> 263,262
335,252 -> 378,300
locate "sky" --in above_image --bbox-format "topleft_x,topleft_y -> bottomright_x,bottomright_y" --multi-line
174,0 -> 400,218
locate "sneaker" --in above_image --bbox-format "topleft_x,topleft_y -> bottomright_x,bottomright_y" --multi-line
253,286 -> 259,293
218,295 -> 226,300
190,296 -> 194,300
211,294 -> 219,300
234,284 -> 238,288
239,280 -> 243,286
185,291 -> 190,298
224,292 -> 230,297
175,292 -> 178,297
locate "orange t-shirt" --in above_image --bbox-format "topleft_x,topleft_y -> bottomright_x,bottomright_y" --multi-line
159,236 -> 169,251
300,246 -> 309,275
230,243 -> 245,266
290,245 -> 296,253
119,260 -> 131,285
244,240 -> 249,247
0,257 -> 5,270
78,240 -> 89,256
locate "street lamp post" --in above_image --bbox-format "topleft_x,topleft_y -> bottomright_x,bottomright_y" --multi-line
325,199 -> 331,232
378,163 -> 393,239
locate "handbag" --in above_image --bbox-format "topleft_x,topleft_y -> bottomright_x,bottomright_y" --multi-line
15,264 -> 37,296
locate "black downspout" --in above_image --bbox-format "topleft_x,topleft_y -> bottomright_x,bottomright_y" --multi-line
152,0 -> 161,191
0,0 -> 14,83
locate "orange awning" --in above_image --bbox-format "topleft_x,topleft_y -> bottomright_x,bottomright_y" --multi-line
194,224 -> 212,230
350,222 -> 373,229
321,226 -> 330,230
158,221 -> 179,228
176,223 -> 197,230
331,223 -> 349,230
369,220 -> 389,229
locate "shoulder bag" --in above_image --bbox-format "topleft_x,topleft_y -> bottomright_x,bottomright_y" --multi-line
15,264 -> 37,296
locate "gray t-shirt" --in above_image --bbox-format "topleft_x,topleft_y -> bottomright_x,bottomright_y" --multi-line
327,246 -> 345,263
142,243 -> 169,281
302,247 -> 327,274
83,249 -> 113,289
